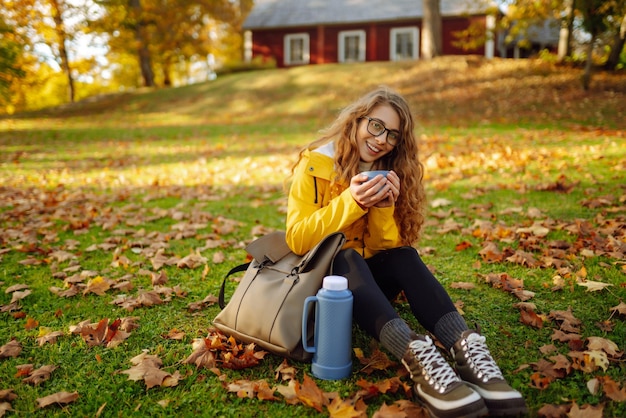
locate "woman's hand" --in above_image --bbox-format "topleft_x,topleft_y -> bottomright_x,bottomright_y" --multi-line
373,170 -> 399,208
350,171 -> 399,209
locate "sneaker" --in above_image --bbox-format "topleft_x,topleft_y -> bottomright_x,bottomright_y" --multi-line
402,335 -> 488,418
452,330 -> 528,416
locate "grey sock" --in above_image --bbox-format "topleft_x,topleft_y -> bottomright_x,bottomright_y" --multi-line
433,311 -> 469,350
379,318 -> 419,361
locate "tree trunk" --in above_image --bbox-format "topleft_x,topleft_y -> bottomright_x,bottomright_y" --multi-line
129,0 -> 155,87
557,0 -> 574,62
421,0 -> 442,59
605,14 -> 626,70
162,60 -> 171,86
582,34 -> 595,90
50,0 -> 75,103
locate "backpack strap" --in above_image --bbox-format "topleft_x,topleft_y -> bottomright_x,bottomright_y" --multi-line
218,262 -> 250,309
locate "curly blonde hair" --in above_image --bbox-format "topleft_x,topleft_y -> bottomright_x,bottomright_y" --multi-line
292,86 -> 426,245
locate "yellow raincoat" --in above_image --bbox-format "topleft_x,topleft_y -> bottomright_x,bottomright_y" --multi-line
286,148 -> 401,258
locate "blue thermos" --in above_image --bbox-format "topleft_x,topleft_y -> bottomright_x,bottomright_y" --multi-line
302,275 -> 353,380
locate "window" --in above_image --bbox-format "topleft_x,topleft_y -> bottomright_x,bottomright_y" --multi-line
284,33 -> 310,65
390,27 -> 419,61
338,30 -> 366,63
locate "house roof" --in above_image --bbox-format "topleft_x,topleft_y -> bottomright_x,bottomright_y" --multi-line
243,0 -> 498,30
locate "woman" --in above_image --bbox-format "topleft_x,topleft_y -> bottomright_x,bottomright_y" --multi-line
286,87 -> 527,418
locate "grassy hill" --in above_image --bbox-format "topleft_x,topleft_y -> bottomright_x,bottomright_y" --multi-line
9,56 -> 626,127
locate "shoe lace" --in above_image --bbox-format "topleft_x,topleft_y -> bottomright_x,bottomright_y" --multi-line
464,333 -> 504,382
409,337 -> 460,393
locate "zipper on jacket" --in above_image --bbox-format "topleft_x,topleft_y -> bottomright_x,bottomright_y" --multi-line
313,177 -> 318,204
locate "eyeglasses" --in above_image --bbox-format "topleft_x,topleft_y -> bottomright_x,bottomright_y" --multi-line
362,117 -> 401,146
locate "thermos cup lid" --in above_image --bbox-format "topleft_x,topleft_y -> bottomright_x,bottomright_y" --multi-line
322,275 -> 348,291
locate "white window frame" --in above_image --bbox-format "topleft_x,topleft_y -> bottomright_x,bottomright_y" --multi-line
284,33 -> 310,66
390,27 -> 419,61
338,30 -> 366,63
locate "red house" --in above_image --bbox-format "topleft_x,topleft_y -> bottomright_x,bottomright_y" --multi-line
242,0 -> 502,68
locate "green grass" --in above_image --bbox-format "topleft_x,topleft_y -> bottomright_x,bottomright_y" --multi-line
1,57 -> 625,417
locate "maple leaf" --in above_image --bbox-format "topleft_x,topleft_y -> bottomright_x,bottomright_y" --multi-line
24,317 -> 39,330
4,283 -> 28,293
576,280 -> 612,292
176,252 -> 207,269
83,276 -> 112,296
0,400 -> 14,416
69,318 -> 133,348
372,402 -> 406,418
21,364 -> 57,385
184,331 -> 266,370
455,240 -> 473,251
567,402 -> 603,418
547,354 -> 572,377
15,364 -> 33,377
385,399 -> 428,417
513,289 -> 535,302
529,372 -> 552,390
536,403 -> 570,417
0,339 -> 22,359
609,301 -> 626,316
49,250 -> 77,263
227,379 -> 270,399
326,396 -> 365,418
354,342 -> 397,374
450,282 -> 475,290
0,389 -> 17,402
136,290 -> 163,306
49,285 -> 80,298
150,271 -> 168,286
516,222 -> 550,237
355,377 -> 406,400
518,306 -> 543,329
110,294 -> 141,311
36,328 -> 65,346
119,316 -> 140,332
568,350 -> 607,373
478,242 -> 504,263
551,329 -> 581,343
212,251 -> 226,263
539,344 -> 557,355
150,250 -> 173,270
112,280 -> 133,292
184,338 -> 219,369
295,374 -> 325,412
104,319 -> 131,348
275,358 -> 297,381
586,336 -> 622,358
10,289 -> 31,304
222,344 -> 267,370
254,380 -> 278,401
187,294 -> 219,311
599,375 -> 626,402
506,249 -> 539,268
121,351 -> 181,389
36,391 -> 79,408
548,307 -> 582,331
530,358 -> 566,380
0,301 -> 21,313
161,328 -> 186,340
275,379 -> 299,404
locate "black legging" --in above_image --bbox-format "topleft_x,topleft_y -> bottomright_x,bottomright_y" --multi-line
331,247 -> 458,339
